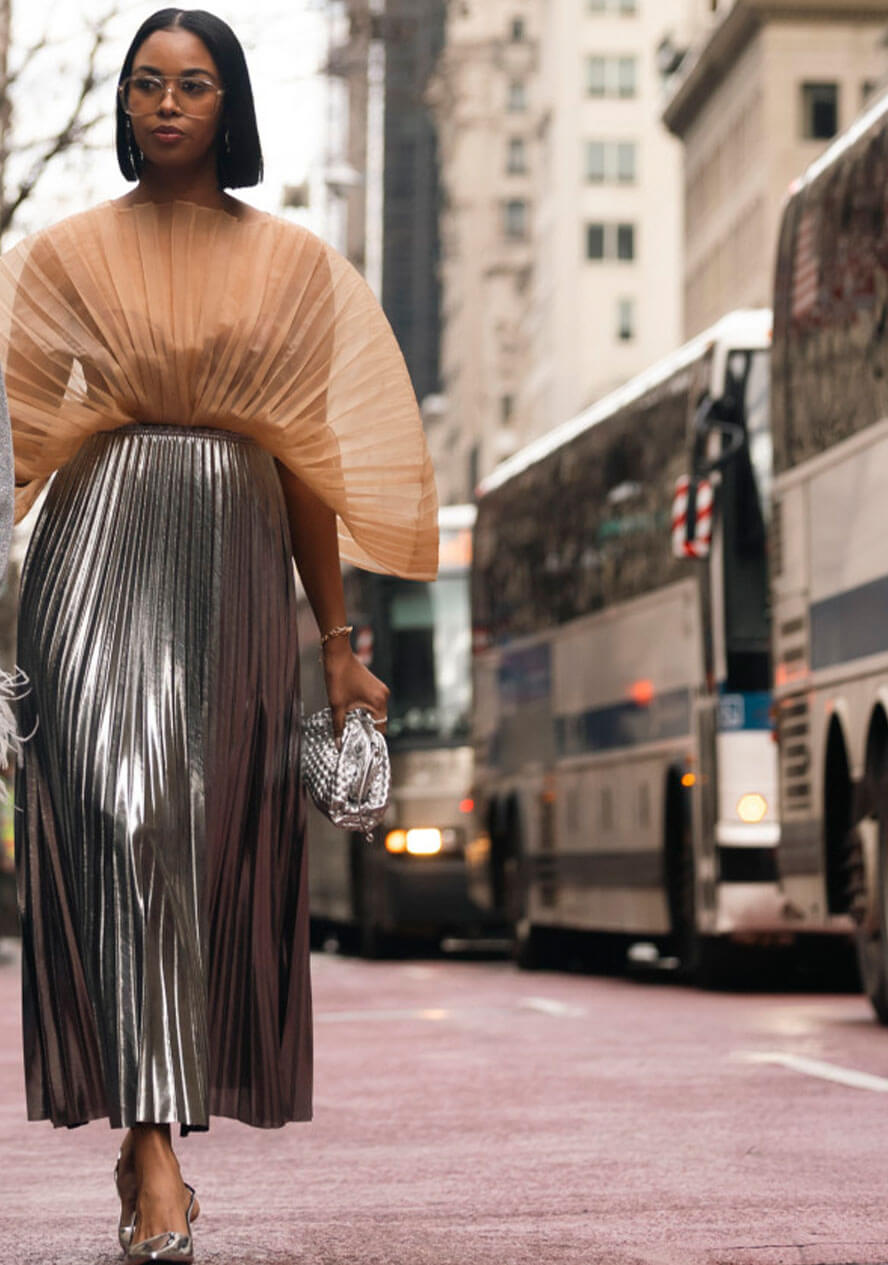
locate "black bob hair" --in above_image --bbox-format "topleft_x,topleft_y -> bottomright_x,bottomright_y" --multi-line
115,8 -> 263,188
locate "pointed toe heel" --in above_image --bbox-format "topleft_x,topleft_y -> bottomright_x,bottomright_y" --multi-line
125,1183 -> 196,1264
114,1153 -> 136,1252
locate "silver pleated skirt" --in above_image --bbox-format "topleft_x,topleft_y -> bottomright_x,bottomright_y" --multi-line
15,424 -> 312,1131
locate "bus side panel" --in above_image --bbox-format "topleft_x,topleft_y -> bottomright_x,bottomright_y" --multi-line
515,577 -> 704,936
777,428 -> 888,927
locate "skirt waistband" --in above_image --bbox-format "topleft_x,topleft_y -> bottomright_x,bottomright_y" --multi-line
109,423 -> 254,445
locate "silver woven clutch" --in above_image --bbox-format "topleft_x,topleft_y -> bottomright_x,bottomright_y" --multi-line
301,707 -> 391,839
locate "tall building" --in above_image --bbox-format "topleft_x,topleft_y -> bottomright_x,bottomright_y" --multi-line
324,0 -> 444,403
430,0 -> 697,502
428,0 -> 540,504
663,0 -> 888,338
382,0 -> 446,404
521,0 -> 695,440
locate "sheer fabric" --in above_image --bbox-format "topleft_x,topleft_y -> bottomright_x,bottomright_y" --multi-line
0,199 -> 438,580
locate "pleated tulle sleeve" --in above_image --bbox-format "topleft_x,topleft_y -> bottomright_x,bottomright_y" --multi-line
0,200 -> 438,580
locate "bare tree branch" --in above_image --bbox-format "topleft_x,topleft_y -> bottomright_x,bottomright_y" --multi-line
5,33 -> 51,90
1,7 -> 121,237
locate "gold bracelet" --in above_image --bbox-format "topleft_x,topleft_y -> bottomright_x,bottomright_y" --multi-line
319,623 -> 353,650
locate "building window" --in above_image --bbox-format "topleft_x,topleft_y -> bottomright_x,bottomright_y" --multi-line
585,222 -> 636,262
617,141 -> 636,182
585,140 -> 637,183
587,56 -> 606,96
510,16 -> 526,41
588,0 -> 637,11
586,55 -> 637,98
617,297 -> 636,341
504,199 -> 527,239
801,82 -> 838,140
508,79 -> 527,111
501,395 -> 514,423
507,137 -> 527,174
586,223 -> 605,260
585,141 -> 606,182
617,56 -> 636,98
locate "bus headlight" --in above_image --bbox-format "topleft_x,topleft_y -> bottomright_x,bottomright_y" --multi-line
406,828 -> 442,856
736,793 -> 768,824
385,827 -> 460,856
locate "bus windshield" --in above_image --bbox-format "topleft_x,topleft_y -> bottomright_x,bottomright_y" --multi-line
384,572 -> 472,746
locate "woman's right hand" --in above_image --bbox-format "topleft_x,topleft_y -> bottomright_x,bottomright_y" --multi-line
322,639 -> 390,741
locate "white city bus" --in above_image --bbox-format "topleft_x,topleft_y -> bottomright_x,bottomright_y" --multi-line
771,88 -> 888,1019
468,310 -> 821,975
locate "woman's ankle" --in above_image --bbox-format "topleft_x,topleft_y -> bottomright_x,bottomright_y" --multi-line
130,1124 -> 180,1175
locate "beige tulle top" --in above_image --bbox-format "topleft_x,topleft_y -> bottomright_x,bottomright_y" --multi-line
0,199 -> 439,580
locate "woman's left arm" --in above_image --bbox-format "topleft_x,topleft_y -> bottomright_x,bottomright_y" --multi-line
277,462 -> 389,738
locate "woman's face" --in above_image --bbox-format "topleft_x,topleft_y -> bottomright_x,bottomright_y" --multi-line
124,28 -> 224,176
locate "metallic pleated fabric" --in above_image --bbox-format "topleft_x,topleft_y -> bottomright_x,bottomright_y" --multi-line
15,424 -> 312,1131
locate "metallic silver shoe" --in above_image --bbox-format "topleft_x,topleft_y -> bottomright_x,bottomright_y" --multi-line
125,1182 -> 196,1264
114,1153 -> 136,1252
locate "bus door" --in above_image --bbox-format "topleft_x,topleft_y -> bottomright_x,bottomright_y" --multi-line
679,347 -> 780,925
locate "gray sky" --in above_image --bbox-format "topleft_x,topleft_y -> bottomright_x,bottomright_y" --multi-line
7,0 -> 330,240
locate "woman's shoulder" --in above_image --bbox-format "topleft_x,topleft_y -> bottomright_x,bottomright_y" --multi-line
249,208 -> 333,254
0,204 -> 110,280
6,202 -> 117,261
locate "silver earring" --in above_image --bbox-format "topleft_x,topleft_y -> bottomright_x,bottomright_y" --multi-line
125,118 -> 142,171
224,128 -> 231,155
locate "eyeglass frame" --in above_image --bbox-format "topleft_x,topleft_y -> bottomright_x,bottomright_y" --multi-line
118,74 -> 226,118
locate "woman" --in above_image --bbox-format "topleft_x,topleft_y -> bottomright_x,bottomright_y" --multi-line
0,9 -> 437,1262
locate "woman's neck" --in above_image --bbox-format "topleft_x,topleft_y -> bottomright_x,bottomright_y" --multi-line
124,161 -> 230,212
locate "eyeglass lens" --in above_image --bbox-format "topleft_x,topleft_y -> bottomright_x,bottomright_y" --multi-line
121,75 -> 221,117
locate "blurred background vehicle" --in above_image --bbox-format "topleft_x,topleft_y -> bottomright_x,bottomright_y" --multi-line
467,309 -> 832,978
771,87 -> 888,1022
299,504 -> 503,956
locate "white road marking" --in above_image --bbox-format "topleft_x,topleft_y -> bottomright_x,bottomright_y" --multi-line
519,996 -> 585,1018
734,1049 -> 888,1092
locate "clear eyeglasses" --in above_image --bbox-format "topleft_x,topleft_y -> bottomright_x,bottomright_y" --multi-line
119,75 -> 224,118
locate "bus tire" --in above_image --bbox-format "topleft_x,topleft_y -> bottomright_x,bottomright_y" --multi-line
665,772 -> 695,972
853,766 -> 888,1024
350,838 -> 394,960
358,909 -> 392,960
513,918 -> 551,970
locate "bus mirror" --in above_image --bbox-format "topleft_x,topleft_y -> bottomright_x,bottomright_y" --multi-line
672,474 -> 713,559
692,393 -> 745,476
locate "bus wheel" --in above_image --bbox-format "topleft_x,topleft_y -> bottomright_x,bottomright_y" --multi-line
350,838 -> 394,960
665,773 -> 696,972
513,917 -> 553,970
359,909 -> 393,959
852,805 -> 888,1024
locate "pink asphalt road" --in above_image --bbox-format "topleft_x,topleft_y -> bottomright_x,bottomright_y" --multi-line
3,942 -> 888,1265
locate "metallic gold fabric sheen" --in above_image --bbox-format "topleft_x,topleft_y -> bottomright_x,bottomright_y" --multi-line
16,426 -> 312,1130
0,199 -> 439,580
